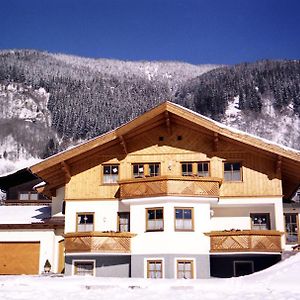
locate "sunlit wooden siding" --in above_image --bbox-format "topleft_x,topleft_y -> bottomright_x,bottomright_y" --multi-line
65,123 -> 282,200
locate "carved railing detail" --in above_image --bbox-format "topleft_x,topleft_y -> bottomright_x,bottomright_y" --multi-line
64,232 -> 135,253
119,176 -> 222,199
205,230 -> 283,253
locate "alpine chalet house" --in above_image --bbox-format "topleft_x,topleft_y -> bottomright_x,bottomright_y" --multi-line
29,101 -> 300,278
0,168 -> 64,275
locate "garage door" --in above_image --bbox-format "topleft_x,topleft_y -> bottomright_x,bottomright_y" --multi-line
0,242 -> 40,275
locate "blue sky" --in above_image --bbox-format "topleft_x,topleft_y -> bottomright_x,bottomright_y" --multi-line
1,0 -> 299,64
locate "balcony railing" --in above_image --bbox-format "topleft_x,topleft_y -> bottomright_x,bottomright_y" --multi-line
118,176 -> 222,199
64,232 -> 136,253
205,230 -> 283,253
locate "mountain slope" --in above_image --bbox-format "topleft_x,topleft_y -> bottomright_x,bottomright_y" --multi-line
0,50 -> 300,176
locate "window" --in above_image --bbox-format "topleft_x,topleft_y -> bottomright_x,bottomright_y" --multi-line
197,162 -> 209,177
181,163 -> 193,176
146,208 -> 164,231
149,163 -> 160,177
147,260 -> 163,278
74,261 -> 95,276
133,163 -> 160,178
224,162 -> 242,181
19,192 -> 39,200
177,260 -> 194,279
181,162 -> 209,177
284,213 -> 298,244
103,164 -> 119,184
133,164 -> 145,178
118,212 -> 130,232
250,213 -> 270,230
175,208 -> 193,231
77,213 -> 94,232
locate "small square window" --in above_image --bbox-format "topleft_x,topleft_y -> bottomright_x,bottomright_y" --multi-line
103,165 -> 119,184
197,162 -> 209,177
149,163 -> 160,177
146,208 -> 164,231
133,164 -> 144,178
147,260 -> 163,278
181,163 -> 193,176
250,213 -> 270,230
177,260 -> 194,279
175,208 -> 193,231
224,162 -> 242,181
77,213 -> 94,232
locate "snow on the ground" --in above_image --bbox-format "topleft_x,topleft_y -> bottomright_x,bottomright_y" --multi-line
1,254 -> 300,300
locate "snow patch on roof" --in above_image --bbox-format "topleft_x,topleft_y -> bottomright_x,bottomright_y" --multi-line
0,205 -> 50,224
171,102 -> 300,154
0,158 -> 42,177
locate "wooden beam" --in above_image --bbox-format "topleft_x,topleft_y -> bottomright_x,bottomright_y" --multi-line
119,135 -> 128,154
213,132 -> 219,151
276,155 -> 282,175
61,161 -> 71,182
165,111 -> 172,135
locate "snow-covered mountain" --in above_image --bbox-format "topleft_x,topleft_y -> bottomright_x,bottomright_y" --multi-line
0,50 -> 299,175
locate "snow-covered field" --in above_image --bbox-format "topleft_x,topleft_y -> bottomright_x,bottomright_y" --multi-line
1,254 -> 300,300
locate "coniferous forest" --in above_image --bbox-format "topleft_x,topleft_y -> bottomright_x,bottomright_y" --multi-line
0,49 -> 300,161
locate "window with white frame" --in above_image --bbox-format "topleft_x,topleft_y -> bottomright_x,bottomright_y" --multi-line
77,213 -> 94,232
177,260 -> 194,279
175,208 -> 193,231
73,261 -> 95,276
146,208 -> 164,231
103,164 -> 119,184
147,260 -> 163,278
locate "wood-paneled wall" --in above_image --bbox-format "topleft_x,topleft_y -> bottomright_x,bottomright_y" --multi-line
65,123 -> 282,200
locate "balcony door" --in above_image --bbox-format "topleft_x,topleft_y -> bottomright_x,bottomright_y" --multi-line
284,213 -> 299,244
118,212 -> 130,232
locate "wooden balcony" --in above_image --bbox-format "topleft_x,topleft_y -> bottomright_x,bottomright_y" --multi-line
118,176 -> 222,199
64,232 -> 136,253
205,230 -> 283,253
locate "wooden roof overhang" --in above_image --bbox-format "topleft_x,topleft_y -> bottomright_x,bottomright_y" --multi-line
29,101 -> 300,200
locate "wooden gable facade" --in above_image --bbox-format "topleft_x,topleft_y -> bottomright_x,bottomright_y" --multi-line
30,101 -> 300,201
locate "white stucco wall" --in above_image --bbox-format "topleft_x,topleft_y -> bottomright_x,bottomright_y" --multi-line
124,197 -> 213,255
65,200 -> 119,233
211,197 -> 284,231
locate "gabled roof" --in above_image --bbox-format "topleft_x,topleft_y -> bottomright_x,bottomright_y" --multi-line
29,101 -> 300,198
